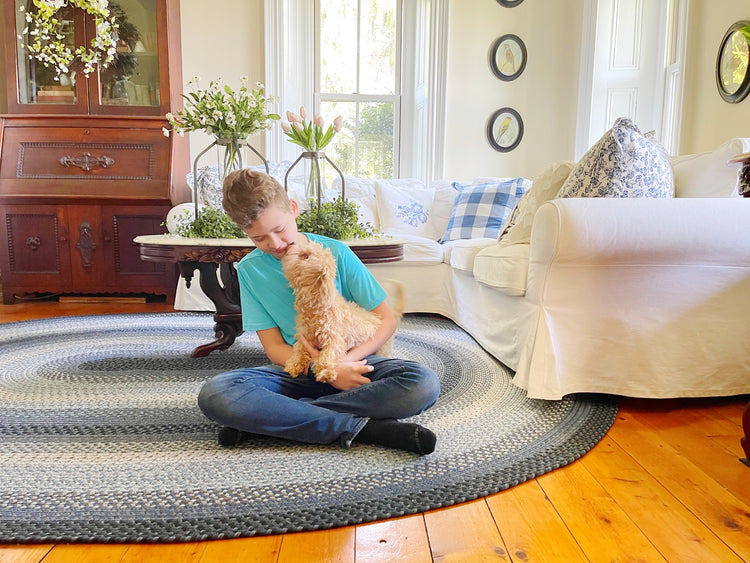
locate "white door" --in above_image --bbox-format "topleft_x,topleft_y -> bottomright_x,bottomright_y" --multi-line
587,0 -> 668,147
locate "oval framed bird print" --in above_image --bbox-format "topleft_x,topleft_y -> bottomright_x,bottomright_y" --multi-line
487,108 -> 523,152
489,34 -> 527,81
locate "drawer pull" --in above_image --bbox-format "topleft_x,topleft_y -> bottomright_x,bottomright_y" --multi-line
76,221 -> 96,268
59,152 -> 115,171
26,236 -> 41,251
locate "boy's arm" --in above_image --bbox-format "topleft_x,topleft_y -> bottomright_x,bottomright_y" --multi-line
342,301 -> 397,362
257,327 -> 294,366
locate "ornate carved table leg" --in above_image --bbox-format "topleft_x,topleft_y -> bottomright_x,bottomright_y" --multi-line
741,401 -> 750,467
178,261 -> 244,357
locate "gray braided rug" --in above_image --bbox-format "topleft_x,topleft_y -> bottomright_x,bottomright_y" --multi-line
0,313 -> 617,543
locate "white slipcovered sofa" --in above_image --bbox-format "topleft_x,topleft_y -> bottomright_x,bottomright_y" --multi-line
175,133 -> 750,400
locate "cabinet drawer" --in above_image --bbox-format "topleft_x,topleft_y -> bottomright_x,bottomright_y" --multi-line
0,126 -> 171,199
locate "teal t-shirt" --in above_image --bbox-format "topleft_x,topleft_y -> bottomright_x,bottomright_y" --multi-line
237,233 -> 387,345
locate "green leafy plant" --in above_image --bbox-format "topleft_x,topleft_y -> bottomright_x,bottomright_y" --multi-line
296,198 -> 375,240
173,206 -> 245,239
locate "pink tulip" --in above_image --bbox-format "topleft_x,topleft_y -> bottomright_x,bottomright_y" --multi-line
314,115 -> 324,128
333,115 -> 343,132
281,122 -> 292,133
292,121 -> 304,131
286,110 -> 302,123
300,106 -> 307,119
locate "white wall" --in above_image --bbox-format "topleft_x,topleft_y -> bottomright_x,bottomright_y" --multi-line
2,1 -> 743,175
179,0 -> 266,163
680,0 -> 750,154
443,0 -> 584,180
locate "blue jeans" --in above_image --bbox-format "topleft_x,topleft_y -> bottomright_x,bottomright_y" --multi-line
197,356 -> 441,448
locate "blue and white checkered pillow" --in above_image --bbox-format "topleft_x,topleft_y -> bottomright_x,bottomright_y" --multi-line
440,178 -> 529,243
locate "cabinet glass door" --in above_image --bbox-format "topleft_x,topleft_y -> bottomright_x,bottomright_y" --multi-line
10,0 -> 88,113
93,0 -> 162,114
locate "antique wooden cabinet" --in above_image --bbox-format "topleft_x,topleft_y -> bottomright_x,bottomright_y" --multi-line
0,0 -> 189,304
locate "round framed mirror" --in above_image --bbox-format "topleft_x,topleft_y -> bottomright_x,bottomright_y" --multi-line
716,20 -> 750,103
496,0 -> 524,6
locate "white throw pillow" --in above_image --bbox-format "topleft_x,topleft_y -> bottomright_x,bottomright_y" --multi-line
558,117 -> 674,199
375,180 -> 435,238
671,138 -> 750,198
499,161 -> 575,246
427,186 -> 459,240
440,178 -> 529,243
332,177 -> 380,231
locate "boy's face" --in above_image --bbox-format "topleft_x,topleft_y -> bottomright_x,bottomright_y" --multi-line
244,199 -> 302,260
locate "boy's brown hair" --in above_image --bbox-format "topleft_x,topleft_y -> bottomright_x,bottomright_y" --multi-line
222,169 -> 291,228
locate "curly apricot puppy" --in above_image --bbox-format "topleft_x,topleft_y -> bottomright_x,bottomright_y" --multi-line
280,239 -> 399,383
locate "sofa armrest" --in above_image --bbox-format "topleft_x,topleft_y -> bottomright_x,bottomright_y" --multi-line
529,197 -> 750,271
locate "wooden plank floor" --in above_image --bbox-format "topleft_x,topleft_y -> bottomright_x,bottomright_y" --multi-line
0,299 -> 748,562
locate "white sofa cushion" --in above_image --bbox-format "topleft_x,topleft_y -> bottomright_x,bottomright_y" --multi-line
427,186 -> 459,240
499,161 -> 575,246
440,178 -> 529,242
473,243 -> 530,296
333,176 -> 380,231
384,233 -> 444,263
443,238 -> 498,271
558,117 -> 674,199
670,137 -> 750,197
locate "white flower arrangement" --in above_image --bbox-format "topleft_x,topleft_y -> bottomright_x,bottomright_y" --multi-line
164,76 -> 280,140
18,0 -> 118,78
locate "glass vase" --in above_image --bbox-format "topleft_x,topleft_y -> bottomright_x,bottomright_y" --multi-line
304,151 -> 325,207
283,150 -> 347,210
216,136 -> 248,180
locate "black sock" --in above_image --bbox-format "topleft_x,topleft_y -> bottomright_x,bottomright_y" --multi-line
353,419 -> 437,455
217,426 -> 249,447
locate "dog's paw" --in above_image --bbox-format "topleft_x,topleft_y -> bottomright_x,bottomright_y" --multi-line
315,367 -> 337,384
284,359 -> 307,378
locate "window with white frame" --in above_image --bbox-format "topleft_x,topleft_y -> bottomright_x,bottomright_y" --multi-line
317,0 -> 400,180
265,0 -> 448,184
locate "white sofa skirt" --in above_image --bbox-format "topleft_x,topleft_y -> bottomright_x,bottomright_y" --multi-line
513,197 -> 750,400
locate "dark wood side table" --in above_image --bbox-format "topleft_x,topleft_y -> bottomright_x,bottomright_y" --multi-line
134,235 -> 404,357
730,152 -> 750,465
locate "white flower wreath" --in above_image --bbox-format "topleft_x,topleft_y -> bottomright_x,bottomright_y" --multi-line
18,0 -> 118,78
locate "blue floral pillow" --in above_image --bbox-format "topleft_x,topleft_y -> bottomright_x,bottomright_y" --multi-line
440,178 -> 529,242
558,118 -> 673,198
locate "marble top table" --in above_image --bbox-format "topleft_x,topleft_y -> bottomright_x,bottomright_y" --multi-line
133,234 -> 405,356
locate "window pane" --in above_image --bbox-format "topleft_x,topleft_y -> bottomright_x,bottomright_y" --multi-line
14,0 -> 78,105
359,0 -> 397,95
321,100 -> 356,181
358,101 -> 394,177
100,0 -> 160,107
322,100 -> 394,182
320,0 -> 357,94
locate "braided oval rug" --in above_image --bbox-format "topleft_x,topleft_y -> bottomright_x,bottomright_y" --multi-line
0,312 -> 617,543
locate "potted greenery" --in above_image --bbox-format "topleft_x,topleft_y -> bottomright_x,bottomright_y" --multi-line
169,197 -> 374,240
296,198 -> 375,240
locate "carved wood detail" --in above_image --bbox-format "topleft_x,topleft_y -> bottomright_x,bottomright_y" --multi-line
6,213 -> 62,273
60,152 -> 115,171
76,221 -> 96,268
17,142 -> 154,180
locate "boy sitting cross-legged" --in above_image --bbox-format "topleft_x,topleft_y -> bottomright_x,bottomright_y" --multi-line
197,169 -> 441,455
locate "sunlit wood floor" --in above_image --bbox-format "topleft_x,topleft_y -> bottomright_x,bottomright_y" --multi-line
0,298 -> 748,562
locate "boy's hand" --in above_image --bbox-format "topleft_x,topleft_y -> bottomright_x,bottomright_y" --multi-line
329,360 -> 374,390
299,335 -> 321,358
299,336 -> 373,390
